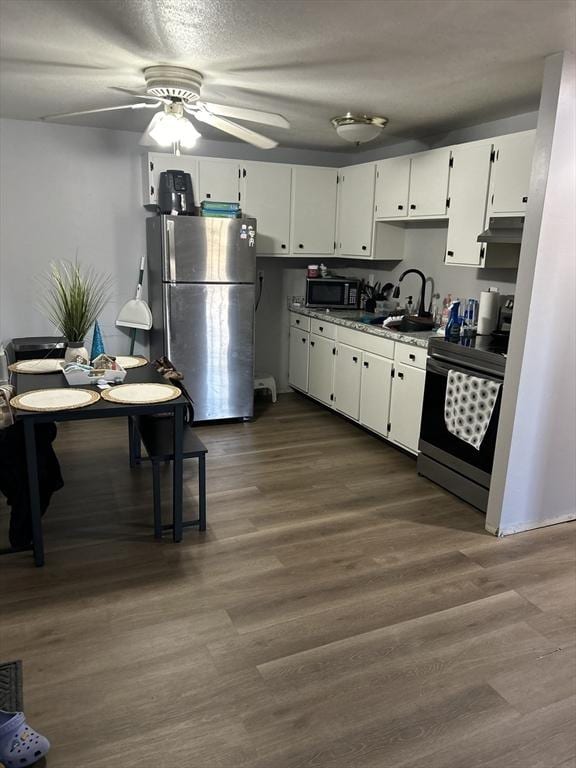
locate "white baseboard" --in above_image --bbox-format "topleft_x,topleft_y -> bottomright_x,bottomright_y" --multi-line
486,512 -> 576,537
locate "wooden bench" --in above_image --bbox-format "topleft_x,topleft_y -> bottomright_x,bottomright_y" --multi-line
129,415 -> 207,538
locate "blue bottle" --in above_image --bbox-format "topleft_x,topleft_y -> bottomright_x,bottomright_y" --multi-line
445,300 -> 461,342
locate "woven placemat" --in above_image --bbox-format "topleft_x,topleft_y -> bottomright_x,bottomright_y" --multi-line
101,382 -> 181,405
114,355 -> 148,369
8,359 -> 63,374
10,388 -> 100,412
0,660 -> 23,711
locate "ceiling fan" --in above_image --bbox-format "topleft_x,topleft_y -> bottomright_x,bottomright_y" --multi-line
42,65 -> 290,152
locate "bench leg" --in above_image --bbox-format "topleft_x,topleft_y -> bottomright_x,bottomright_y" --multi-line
152,461 -> 162,539
128,416 -> 141,468
198,454 -> 207,532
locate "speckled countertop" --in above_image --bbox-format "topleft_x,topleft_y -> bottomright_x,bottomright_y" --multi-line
289,307 -> 438,349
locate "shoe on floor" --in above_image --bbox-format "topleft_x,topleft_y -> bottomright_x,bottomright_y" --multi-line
0,711 -> 50,767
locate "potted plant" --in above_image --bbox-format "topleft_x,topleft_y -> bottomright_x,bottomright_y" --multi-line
40,261 -> 112,364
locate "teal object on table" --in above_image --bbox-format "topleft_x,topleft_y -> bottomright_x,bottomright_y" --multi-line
90,320 -> 105,360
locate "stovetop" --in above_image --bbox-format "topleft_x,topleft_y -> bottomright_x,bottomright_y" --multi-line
428,333 -> 509,376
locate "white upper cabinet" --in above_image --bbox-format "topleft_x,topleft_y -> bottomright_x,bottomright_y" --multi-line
241,162 -> 292,254
488,131 -> 535,215
445,143 -> 493,267
337,164 -> 376,257
291,166 -> 337,255
333,342 -> 362,420
374,156 -> 411,218
197,158 -> 240,203
142,153 -> 199,208
408,148 -> 451,217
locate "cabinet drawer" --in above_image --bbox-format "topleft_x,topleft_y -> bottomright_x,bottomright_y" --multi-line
290,313 -> 311,332
394,342 -> 427,370
336,326 -> 394,359
310,318 -> 336,339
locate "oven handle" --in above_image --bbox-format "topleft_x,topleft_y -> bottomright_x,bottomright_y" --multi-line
427,355 -> 504,381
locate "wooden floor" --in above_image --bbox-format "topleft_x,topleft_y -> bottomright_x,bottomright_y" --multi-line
1,393 -> 575,768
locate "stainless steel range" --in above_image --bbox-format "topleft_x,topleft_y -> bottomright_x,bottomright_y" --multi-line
417,336 -> 507,511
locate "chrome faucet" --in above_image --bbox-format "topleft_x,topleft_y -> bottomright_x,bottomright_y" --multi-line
392,269 -> 430,317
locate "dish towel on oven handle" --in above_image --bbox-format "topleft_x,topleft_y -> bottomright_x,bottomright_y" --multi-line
444,370 -> 501,450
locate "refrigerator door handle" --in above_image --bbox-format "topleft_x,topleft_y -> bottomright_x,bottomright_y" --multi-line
166,218 -> 176,282
163,285 -> 173,360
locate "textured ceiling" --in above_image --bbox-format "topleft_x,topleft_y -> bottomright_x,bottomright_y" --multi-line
0,0 -> 574,151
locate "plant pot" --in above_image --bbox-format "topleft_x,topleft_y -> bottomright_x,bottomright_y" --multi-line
64,341 -> 89,365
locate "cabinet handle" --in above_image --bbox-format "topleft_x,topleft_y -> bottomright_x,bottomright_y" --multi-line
319,326 -> 324,332
397,204 -> 404,210
281,244 -> 286,249
363,361 -> 369,368
206,193 -> 211,199
522,196 -> 528,203
410,204 -> 416,210
409,353 -> 416,361
298,243 -> 304,249
310,340 -> 315,347
352,356 -> 358,363
361,245 -> 367,251
447,250 -> 454,257
398,372 -> 404,379
295,318 -> 300,324
301,337 -> 306,343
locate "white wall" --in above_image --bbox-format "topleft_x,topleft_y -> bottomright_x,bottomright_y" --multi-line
0,118 -> 344,355
486,52 -> 576,534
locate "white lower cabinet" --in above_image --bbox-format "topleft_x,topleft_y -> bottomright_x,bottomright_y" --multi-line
388,362 -> 426,453
359,352 -> 394,436
308,334 -> 335,406
288,327 -> 309,392
334,343 -> 362,420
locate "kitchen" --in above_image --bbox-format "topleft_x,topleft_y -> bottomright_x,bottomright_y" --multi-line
0,2 -> 575,767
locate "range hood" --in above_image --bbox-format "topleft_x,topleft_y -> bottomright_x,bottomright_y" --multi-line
478,216 -> 524,244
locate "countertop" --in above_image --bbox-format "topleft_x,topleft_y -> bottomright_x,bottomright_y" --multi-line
289,307 -> 438,349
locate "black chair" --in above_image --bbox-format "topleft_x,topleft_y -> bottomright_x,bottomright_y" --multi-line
129,415 -> 207,537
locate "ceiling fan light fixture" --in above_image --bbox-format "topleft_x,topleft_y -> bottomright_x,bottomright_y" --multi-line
147,102 -> 201,148
331,114 -> 388,145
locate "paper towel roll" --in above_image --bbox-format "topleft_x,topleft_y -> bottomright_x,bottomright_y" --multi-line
477,289 -> 500,335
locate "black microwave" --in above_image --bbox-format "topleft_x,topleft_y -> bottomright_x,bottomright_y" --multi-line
305,277 -> 360,309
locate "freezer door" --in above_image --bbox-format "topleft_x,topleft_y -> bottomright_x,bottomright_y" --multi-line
160,215 -> 256,284
163,283 -> 255,420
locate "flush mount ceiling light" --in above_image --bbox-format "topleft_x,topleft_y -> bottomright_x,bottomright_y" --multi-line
331,114 -> 389,145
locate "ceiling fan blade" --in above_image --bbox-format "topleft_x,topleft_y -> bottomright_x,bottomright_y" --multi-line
200,102 -> 289,129
42,102 -> 161,121
193,111 -> 278,150
110,86 -> 171,104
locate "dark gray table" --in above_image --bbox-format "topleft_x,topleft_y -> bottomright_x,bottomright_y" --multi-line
10,365 -> 188,567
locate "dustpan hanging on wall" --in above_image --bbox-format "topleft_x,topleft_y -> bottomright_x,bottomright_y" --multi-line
116,255 -> 153,354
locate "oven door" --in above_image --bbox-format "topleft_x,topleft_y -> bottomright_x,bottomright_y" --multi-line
419,356 -> 503,487
306,280 -> 347,307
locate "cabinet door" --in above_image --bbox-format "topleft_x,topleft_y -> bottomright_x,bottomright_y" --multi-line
488,131 -> 535,215
143,153 -> 199,208
288,327 -> 309,392
374,156 -> 410,218
337,164 -> 375,256
359,352 -> 393,436
408,148 -> 451,217
308,334 -> 335,406
388,363 -> 426,453
334,343 -> 361,420
291,166 -> 337,255
445,143 -> 492,266
197,159 -> 240,203
241,162 -> 292,254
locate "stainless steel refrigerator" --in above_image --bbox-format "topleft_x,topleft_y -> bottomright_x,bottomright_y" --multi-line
146,215 -> 257,421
